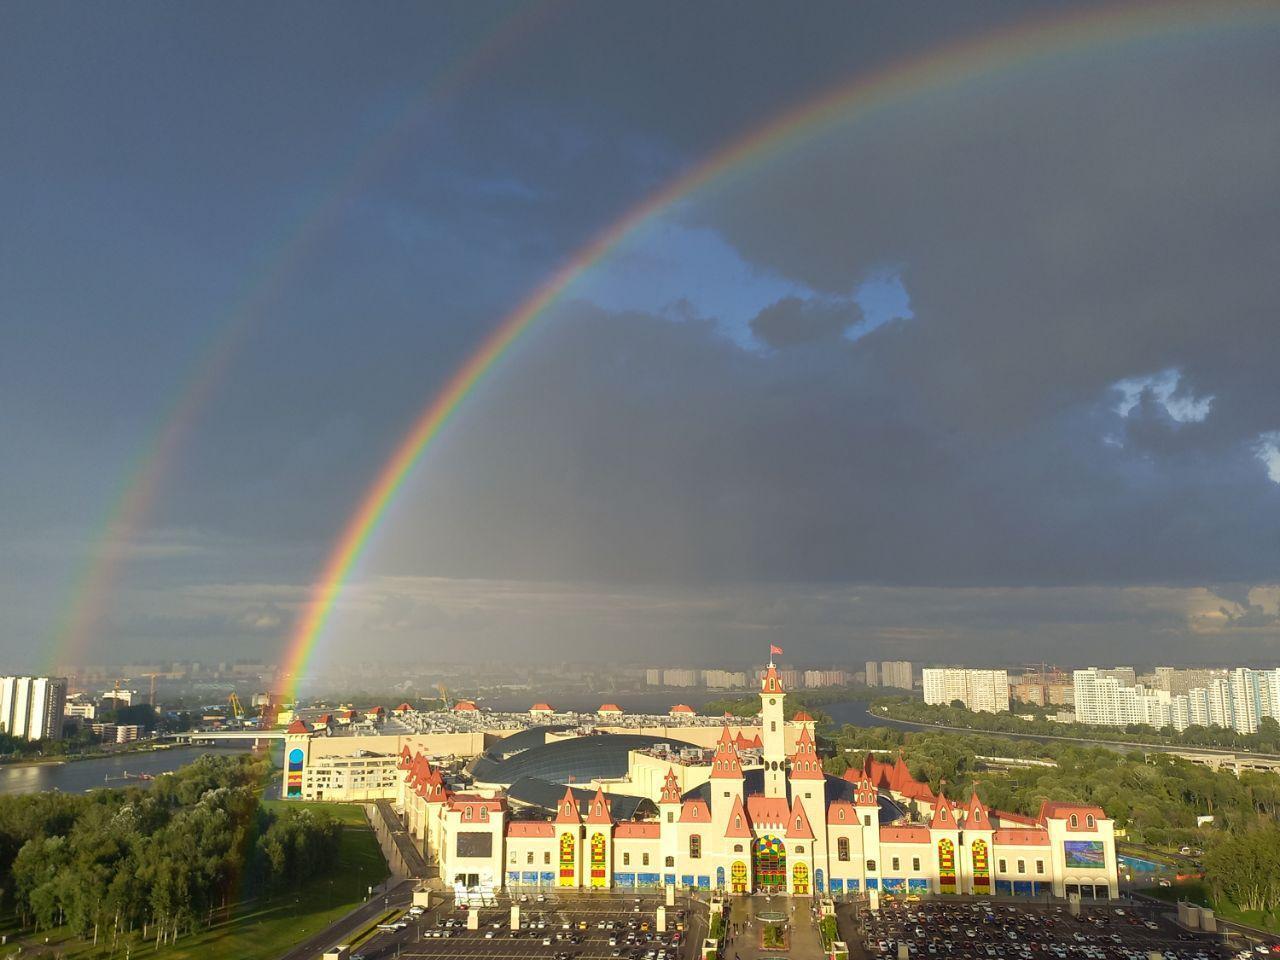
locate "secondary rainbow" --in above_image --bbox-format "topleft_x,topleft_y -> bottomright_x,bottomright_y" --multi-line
280,0 -> 1278,696
44,3 -> 560,674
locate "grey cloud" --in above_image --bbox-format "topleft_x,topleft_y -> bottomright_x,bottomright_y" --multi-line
749,296 -> 861,348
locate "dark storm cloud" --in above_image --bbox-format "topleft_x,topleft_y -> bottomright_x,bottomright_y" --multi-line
3,1 -> 1277,665
749,296 -> 862,348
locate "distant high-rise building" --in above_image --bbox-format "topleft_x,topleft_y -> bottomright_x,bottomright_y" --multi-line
881,661 -> 913,690
0,676 -> 68,741
865,661 -> 880,687
1073,666 -> 1280,734
662,669 -> 699,688
703,669 -> 748,689
802,669 -> 850,688
922,668 -> 1010,713
645,669 -> 662,686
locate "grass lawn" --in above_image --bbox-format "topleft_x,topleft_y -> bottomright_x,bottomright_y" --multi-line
1142,881 -> 1280,936
2,801 -> 389,960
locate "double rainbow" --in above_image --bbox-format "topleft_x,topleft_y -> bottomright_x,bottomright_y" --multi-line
280,0 -> 1277,696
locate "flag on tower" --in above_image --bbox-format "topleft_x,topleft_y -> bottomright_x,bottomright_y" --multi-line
770,644 -> 783,655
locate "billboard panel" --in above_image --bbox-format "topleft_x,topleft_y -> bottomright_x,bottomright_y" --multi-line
456,831 -> 494,859
1064,840 -> 1105,868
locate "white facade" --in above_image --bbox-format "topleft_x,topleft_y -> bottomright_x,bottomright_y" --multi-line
1074,666 -> 1280,734
0,676 -> 67,741
923,669 -> 1010,713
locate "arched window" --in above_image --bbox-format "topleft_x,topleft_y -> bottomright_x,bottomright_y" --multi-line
463,806 -> 472,821
838,808 -> 845,821
838,837 -> 850,862
480,806 -> 488,821
1069,814 -> 1078,828
733,844 -> 743,853
735,815 -> 742,829
1086,814 -> 1095,828
690,835 -> 702,859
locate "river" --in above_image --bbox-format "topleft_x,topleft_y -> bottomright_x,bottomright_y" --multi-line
0,743 -> 267,796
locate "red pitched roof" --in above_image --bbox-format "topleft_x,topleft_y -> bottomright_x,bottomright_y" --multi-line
785,797 -> 815,839
793,710 -> 814,722
710,726 -> 744,779
395,702 -> 413,712
745,795 -> 790,827
760,664 -> 785,694
1038,801 -> 1106,828
993,828 -> 1050,845
531,703 -> 554,712
659,767 -> 682,804
507,822 -> 555,838
930,794 -> 957,830
615,822 -> 660,839
585,787 -> 613,825
733,730 -> 763,750
598,703 -> 622,712
789,726 -> 824,780
880,825 -> 932,843
724,794 -> 752,838
554,786 -> 580,824
679,799 -> 711,823
963,791 -> 990,828
827,799 -> 857,825
991,808 -> 1039,827
454,700 -> 478,711
669,704 -> 695,714
286,718 -> 310,734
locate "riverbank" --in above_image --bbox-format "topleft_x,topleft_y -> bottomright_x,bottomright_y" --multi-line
0,740 -> 184,769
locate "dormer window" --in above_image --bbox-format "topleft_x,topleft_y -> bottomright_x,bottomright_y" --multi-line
735,815 -> 741,828
838,809 -> 845,821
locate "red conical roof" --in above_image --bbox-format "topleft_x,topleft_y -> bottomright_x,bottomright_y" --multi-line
760,663 -> 785,694
659,766 -> 682,804
789,726 -> 824,781
554,785 -> 581,823
710,726 -> 744,779
785,796 -> 815,839
585,786 -> 613,824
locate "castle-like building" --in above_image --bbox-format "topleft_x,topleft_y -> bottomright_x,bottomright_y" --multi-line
395,665 -> 1119,899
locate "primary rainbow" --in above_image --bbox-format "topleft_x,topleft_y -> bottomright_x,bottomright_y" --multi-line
44,3 -> 559,675
281,0 -> 1277,697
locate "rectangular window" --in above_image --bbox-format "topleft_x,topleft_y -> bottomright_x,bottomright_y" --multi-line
623,852 -> 630,866
864,815 -> 871,826
527,852 -> 534,864
838,838 -> 850,861
544,851 -> 551,864
642,853 -> 650,866
1036,860 -> 1045,874
912,858 -> 920,871
1017,860 -> 1025,874
667,812 -> 674,823
892,857 -> 900,871
999,859 -> 1007,873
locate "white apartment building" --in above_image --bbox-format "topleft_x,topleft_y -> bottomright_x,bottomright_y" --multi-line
803,669 -> 850,688
662,669 -> 699,688
1074,667 -> 1280,734
645,669 -> 662,686
0,676 -> 68,741
865,661 -> 879,686
922,669 -> 1011,713
703,670 -> 749,689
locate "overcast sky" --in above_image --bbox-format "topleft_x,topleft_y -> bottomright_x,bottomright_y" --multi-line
3,1 -> 1278,673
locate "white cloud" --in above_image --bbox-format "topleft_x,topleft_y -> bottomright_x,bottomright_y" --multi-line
1113,368 -> 1214,423
1255,431 -> 1280,484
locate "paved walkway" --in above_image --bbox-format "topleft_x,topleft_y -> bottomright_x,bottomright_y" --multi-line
721,894 -> 825,959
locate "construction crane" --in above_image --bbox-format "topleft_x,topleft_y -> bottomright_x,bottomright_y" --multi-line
227,692 -> 244,719
436,683 -> 449,709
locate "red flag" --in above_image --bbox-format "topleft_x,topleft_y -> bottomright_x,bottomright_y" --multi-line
770,644 -> 783,655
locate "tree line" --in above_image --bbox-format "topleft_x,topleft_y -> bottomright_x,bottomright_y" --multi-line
0,753 -> 342,950
876,695 -> 1280,756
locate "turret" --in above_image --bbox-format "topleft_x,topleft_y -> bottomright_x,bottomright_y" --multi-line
554,785 -> 582,888
658,767 -> 682,883
709,726 -> 745,839
788,725 -> 828,875
759,663 -> 787,798
584,786 -> 614,888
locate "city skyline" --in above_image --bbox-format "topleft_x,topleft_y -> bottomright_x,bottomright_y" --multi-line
3,4 -> 1278,675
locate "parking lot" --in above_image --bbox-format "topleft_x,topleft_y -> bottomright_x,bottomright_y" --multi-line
352,890 -> 699,960
844,899 -> 1237,960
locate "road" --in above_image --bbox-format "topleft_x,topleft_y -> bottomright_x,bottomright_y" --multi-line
277,878 -> 415,960
374,799 -> 430,877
